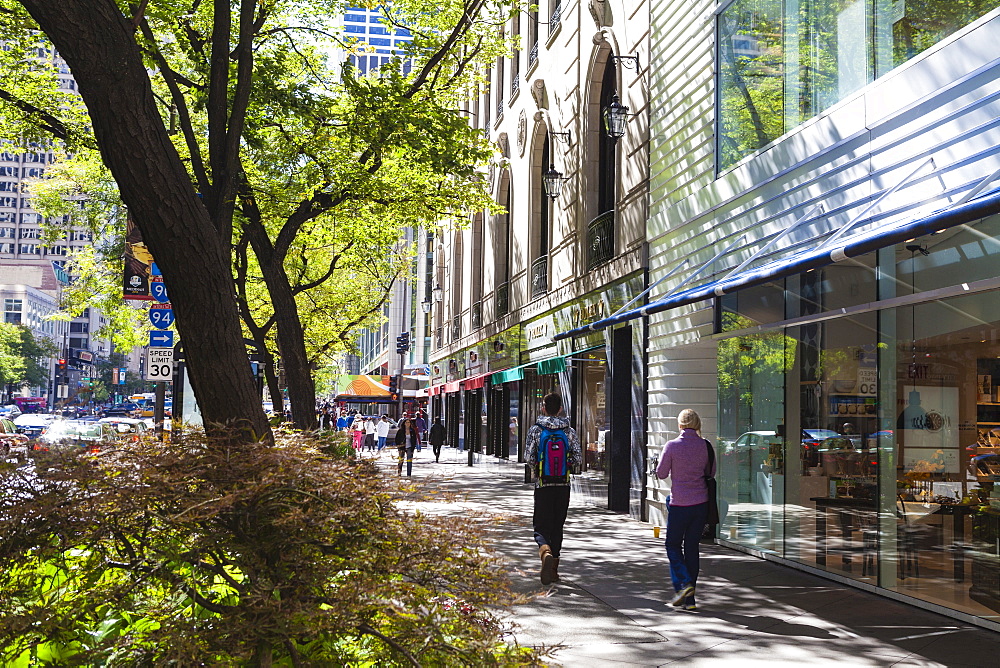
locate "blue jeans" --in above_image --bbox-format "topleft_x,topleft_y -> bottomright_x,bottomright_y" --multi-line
665,501 -> 708,592
377,436 -> 386,451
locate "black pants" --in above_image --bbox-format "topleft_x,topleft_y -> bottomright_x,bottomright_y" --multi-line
533,485 -> 571,557
431,441 -> 442,460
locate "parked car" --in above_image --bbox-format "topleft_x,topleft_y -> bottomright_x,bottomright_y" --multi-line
0,404 -> 22,420
98,417 -> 149,442
1,416 -> 29,457
32,419 -> 119,454
104,402 -> 139,418
13,413 -> 57,440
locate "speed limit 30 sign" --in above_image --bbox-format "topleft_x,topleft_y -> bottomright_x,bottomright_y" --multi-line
146,347 -> 174,381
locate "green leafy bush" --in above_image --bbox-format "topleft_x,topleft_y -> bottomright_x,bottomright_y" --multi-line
0,429 -> 538,666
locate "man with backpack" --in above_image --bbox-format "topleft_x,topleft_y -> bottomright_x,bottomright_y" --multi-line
524,392 -> 582,586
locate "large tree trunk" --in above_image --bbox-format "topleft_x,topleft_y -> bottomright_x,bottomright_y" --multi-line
20,0 -> 269,442
243,222 -> 317,431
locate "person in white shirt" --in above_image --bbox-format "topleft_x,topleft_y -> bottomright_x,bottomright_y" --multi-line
364,416 -> 377,452
376,415 -> 391,452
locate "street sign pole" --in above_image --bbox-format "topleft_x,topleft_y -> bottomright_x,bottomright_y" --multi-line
154,381 -> 166,441
397,354 -> 405,419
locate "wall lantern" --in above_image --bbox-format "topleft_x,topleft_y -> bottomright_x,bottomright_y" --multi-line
420,299 -> 432,314
543,164 -> 567,199
432,283 -> 444,303
603,93 -> 631,141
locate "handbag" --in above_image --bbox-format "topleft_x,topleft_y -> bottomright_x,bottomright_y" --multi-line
704,439 -> 720,525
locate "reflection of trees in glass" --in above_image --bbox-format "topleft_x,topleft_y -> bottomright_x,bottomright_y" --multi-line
719,2 -> 785,170
718,313 -> 796,434
891,0 -> 1000,67
718,0 -> 998,170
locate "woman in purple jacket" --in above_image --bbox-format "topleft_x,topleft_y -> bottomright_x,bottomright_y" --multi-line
655,409 -> 715,610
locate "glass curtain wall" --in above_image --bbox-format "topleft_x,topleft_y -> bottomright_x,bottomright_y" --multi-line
718,0 -> 1000,169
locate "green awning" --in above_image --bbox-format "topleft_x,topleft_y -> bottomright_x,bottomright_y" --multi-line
537,356 -> 566,375
491,366 -> 525,384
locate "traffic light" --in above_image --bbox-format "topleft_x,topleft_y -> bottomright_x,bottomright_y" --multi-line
57,358 -> 67,372
388,375 -> 398,396
395,331 -> 410,355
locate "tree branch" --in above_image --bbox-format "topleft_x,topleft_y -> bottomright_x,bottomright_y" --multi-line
0,87 -> 93,148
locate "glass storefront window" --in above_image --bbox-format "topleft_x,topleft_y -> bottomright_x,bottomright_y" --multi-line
717,329 -> 793,554
717,0 -> 1000,170
787,312 -> 879,582
719,282 -> 786,332
574,350 -> 610,477
880,290 -> 1000,622
520,367 -> 560,457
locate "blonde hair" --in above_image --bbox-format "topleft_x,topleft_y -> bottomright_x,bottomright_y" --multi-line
678,409 -> 701,433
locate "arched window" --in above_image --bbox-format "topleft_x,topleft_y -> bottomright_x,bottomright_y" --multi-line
531,133 -> 550,299
471,212 -> 484,329
494,172 -> 512,316
588,56 -> 617,269
598,58 -> 617,216
451,231 -> 464,341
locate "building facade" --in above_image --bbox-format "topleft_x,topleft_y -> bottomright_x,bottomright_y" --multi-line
0,260 -> 67,400
429,0 -> 651,516
616,0 -> 1000,630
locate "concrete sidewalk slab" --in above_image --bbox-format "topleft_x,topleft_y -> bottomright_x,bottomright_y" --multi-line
377,450 -> 999,666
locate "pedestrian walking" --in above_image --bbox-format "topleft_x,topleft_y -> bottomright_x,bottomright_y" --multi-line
394,417 -> 421,476
428,416 -> 446,462
376,415 -> 391,452
364,416 -> 377,451
351,417 -> 365,451
655,408 -> 715,611
336,411 -> 348,431
414,411 -> 427,450
524,392 -> 582,586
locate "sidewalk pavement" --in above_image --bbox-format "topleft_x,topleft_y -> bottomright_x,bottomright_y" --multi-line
373,447 -> 1000,667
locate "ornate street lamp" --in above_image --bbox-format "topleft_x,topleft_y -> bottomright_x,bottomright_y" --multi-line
420,299 -> 432,314
432,283 -> 444,303
603,93 -> 630,141
543,164 -> 566,199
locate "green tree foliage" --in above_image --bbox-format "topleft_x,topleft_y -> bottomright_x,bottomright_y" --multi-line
0,322 -> 56,400
0,431 -> 539,665
1,0 -> 512,431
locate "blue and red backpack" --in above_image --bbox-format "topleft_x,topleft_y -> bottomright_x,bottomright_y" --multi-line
537,426 -> 570,485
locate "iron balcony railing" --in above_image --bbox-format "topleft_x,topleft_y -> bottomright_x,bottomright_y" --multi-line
471,301 -> 482,330
548,3 -> 561,38
530,254 -> 548,299
511,77 -> 519,98
435,327 -> 443,349
497,100 -> 505,119
451,315 -> 462,342
587,210 -> 615,269
528,42 -> 538,67
496,282 -> 509,316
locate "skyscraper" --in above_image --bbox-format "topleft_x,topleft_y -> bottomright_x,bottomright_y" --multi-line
338,5 -> 412,75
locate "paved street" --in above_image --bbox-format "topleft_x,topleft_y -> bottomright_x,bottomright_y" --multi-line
372,446 -> 1000,667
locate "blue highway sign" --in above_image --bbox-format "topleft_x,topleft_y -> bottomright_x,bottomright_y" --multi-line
149,330 -> 174,347
148,303 -> 174,329
151,278 -> 169,303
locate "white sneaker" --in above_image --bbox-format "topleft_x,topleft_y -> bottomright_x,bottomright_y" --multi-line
671,584 -> 695,607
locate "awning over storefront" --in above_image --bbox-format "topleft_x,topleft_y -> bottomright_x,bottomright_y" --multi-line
554,188 -> 1000,341
462,372 -> 491,390
443,380 -> 461,393
491,364 -> 527,384
536,356 -> 567,375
